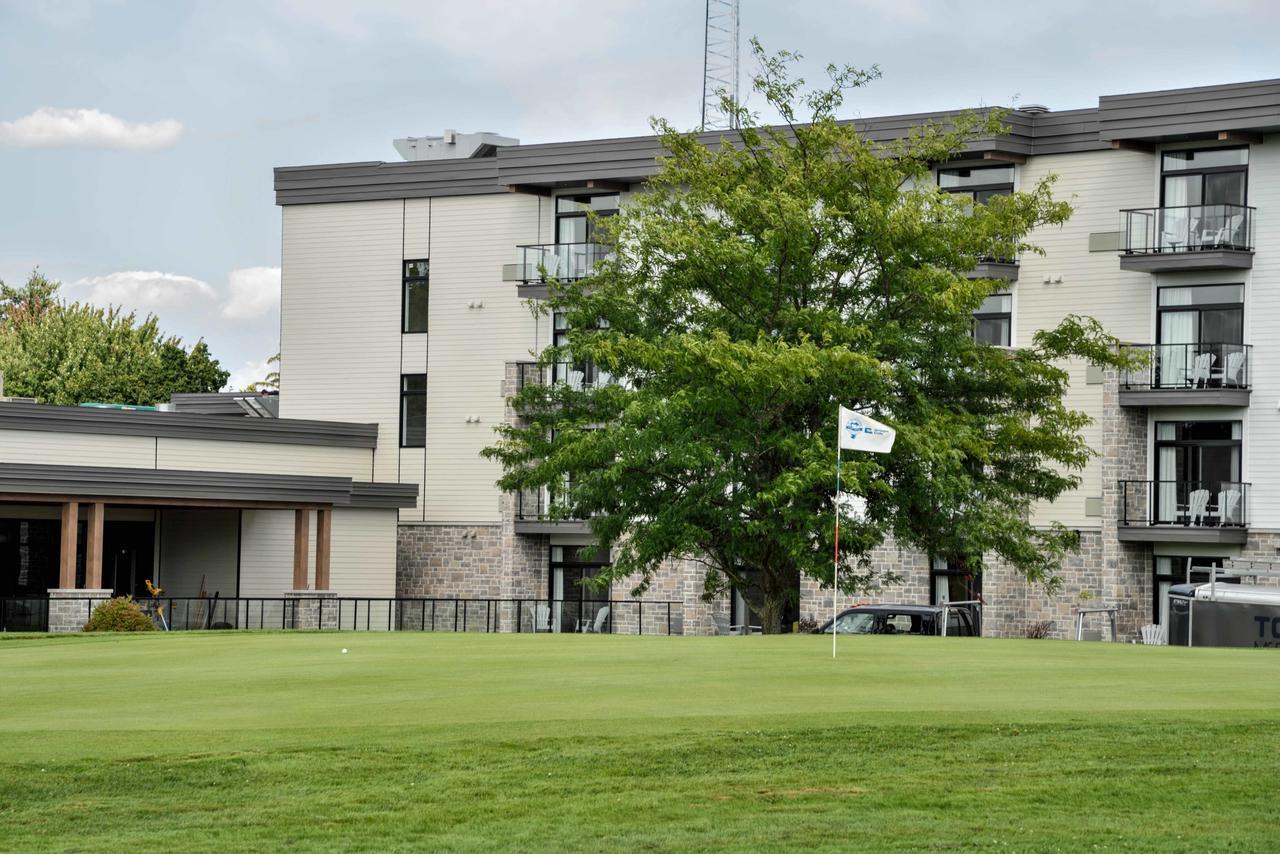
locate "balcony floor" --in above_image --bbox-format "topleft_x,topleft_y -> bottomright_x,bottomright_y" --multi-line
1117,525 -> 1247,545
514,518 -> 592,536
1119,388 -> 1251,407
1119,249 -> 1253,273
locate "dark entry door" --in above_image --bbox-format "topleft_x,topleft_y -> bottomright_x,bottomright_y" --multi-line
101,522 -> 155,597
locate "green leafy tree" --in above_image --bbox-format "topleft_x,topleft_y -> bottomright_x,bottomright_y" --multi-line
485,44 -> 1133,633
0,270 -> 230,405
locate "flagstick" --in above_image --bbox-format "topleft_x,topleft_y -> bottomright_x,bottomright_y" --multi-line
833,446 -> 841,660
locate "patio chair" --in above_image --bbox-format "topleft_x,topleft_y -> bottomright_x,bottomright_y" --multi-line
1139,623 -> 1167,645
578,606 -> 609,634
1222,350 -> 1246,387
1218,488 -> 1242,527
533,603 -> 551,633
1188,352 -> 1214,388
1186,489 -> 1211,526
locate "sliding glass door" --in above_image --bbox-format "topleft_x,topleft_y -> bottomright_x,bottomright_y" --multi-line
1154,421 -> 1242,525
1156,285 -> 1244,388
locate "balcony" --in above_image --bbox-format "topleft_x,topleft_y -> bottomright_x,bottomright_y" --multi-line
514,487 -> 591,535
1118,480 -> 1249,544
1119,343 -> 1251,407
1119,204 -> 1255,273
965,258 -> 1019,282
503,242 -> 610,300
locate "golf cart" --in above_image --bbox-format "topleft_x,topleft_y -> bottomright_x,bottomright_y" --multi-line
813,602 -> 980,637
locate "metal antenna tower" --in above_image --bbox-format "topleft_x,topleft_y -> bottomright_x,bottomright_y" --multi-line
701,0 -> 740,131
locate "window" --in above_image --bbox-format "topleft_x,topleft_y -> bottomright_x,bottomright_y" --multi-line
1159,147 -> 1249,252
1152,555 -> 1229,627
552,312 -> 612,389
973,293 -> 1011,346
555,194 -> 619,245
550,545 -> 611,633
937,165 -> 1014,204
1155,285 -> 1245,388
1161,147 -> 1248,208
402,260 -> 429,333
1153,421 -> 1242,526
399,375 -> 427,447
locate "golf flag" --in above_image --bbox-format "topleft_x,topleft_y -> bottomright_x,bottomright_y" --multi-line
837,406 -> 896,454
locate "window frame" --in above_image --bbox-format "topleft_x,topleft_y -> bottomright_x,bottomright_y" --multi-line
973,292 -> 1012,347
1151,555 -> 1230,625
402,259 -> 429,334
554,193 -> 620,246
936,165 -> 1015,200
399,374 -> 427,448
1159,146 -> 1249,208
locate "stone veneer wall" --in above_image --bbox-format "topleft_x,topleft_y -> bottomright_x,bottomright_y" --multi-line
46,588 -> 113,633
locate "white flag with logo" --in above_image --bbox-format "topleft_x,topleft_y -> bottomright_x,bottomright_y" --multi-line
838,406 -> 896,454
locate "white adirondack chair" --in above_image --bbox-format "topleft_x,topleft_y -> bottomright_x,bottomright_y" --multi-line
1218,489 -> 1242,527
1189,352 -> 1214,388
1223,350 -> 1246,387
1187,489 -> 1211,526
1140,623 -> 1167,645
533,603 -> 551,633
579,606 -> 610,634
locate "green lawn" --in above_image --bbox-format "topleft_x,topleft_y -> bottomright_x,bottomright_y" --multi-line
2,632 -> 1279,852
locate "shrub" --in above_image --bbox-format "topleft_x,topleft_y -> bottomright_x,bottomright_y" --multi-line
84,596 -> 157,632
1025,620 -> 1055,640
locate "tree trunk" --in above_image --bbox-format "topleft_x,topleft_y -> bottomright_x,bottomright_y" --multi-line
759,597 -> 785,635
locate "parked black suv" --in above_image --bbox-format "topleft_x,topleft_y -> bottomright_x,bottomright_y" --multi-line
813,604 -> 979,637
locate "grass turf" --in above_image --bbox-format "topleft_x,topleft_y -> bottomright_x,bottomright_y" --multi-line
2,632 -> 1279,851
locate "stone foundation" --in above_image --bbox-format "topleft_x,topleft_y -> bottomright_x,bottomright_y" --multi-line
284,591 -> 339,630
47,588 -> 114,633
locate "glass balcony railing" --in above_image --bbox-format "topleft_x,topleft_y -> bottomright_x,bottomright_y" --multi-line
1120,343 -> 1251,391
515,242 -> 610,285
1119,480 -> 1249,529
514,361 -> 614,391
1120,204 -> 1255,255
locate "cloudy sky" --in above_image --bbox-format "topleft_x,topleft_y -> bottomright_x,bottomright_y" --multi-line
1,0 -> 1276,390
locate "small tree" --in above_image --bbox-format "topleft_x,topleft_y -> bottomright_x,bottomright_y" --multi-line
485,44 -> 1131,632
0,270 -> 230,405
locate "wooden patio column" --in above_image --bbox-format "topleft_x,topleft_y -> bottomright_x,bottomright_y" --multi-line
292,508 -> 310,590
314,508 -> 332,592
84,502 -> 105,590
58,501 -> 79,589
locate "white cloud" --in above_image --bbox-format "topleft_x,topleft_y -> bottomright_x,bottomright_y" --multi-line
0,107 -> 183,150
221,266 -> 281,320
67,270 -> 216,311
224,356 -> 277,392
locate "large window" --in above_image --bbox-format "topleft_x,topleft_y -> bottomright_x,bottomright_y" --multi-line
973,293 -> 1012,347
551,313 -> 612,389
555,194 -> 619,245
1154,421 -> 1242,526
1160,147 -> 1249,252
400,374 -> 427,447
1161,147 -> 1248,208
1153,555 -> 1229,627
930,557 -> 982,635
549,545 -> 611,633
1156,284 -> 1245,388
402,260 -> 429,334
937,165 -> 1014,204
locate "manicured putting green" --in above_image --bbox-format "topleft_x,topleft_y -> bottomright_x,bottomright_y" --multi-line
2,632 -> 1278,851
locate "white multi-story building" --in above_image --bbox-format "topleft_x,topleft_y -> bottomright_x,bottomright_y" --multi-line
7,78 -> 1275,637
271,77 -> 1280,638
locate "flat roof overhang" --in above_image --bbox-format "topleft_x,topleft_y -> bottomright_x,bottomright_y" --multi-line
0,463 -> 417,510
1118,388 -> 1251,408
1118,525 -> 1247,545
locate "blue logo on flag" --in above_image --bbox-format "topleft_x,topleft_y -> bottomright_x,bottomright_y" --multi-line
845,416 -> 889,442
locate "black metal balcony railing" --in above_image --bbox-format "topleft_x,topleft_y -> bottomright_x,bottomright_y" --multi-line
1120,204 -> 1255,255
1119,480 -> 1250,528
515,242 -> 610,284
1121,343 -> 1251,391
516,488 -> 570,521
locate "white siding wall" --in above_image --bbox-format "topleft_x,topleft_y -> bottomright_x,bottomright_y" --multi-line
1240,134 -> 1280,529
1017,149 -> 1155,529
158,509 -> 239,597
237,509 -> 304,597
329,508 -> 397,596
279,200 -> 404,484
0,431 -> 155,468
155,437 -> 371,480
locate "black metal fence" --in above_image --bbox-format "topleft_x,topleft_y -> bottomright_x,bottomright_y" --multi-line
1120,203 -> 1255,255
1119,479 -> 1250,528
0,596 -> 679,634
1121,342 -> 1251,390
